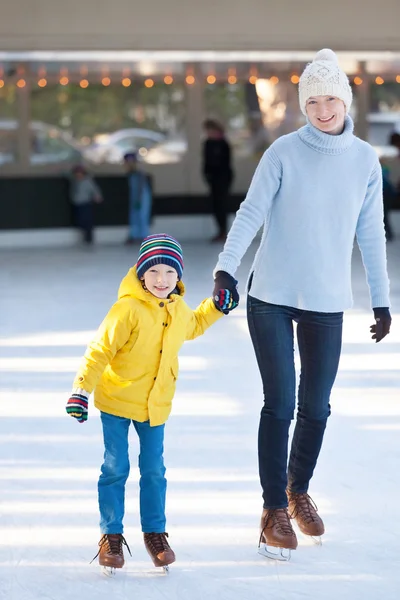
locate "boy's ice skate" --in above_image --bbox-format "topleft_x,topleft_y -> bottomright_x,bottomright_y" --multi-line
258,508 -> 298,561
144,532 -> 175,572
288,491 -> 325,544
92,534 -> 131,576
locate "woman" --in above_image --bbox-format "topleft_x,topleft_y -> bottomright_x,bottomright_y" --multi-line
212,49 -> 391,559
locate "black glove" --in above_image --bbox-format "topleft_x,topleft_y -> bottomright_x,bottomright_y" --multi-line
213,271 -> 239,314
370,307 -> 392,343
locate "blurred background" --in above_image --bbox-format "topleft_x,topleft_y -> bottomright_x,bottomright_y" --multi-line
0,0 -> 400,244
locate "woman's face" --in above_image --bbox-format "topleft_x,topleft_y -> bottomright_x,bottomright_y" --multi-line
305,96 -> 346,135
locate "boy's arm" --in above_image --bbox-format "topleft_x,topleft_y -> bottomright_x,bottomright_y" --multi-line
72,298 -> 134,393
186,297 -> 224,341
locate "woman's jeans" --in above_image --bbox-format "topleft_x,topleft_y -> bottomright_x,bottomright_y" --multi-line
98,412 -> 166,534
247,294 -> 343,509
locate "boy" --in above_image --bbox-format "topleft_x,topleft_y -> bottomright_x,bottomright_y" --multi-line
66,233 -> 238,573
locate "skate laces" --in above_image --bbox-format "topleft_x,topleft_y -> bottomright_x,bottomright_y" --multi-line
90,534 -> 132,563
289,492 -> 319,523
144,532 -> 170,554
259,508 -> 294,546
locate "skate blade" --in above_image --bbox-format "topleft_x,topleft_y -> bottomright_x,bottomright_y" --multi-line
101,566 -> 116,577
310,536 -> 322,546
258,543 -> 292,562
163,566 -> 170,574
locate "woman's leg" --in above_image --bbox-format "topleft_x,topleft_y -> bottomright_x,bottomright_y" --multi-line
247,295 -> 298,509
288,311 -> 343,493
98,412 -> 131,534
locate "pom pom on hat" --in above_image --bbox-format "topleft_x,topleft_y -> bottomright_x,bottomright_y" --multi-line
298,48 -> 353,115
314,48 -> 338,63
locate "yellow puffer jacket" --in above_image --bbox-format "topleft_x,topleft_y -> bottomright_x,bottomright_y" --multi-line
73,266 -> 223,426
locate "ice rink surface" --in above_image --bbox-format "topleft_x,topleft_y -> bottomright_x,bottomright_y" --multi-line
1,237 -> 399,600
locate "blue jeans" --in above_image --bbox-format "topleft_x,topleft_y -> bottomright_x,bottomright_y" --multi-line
247,294 -> 343,509
98,412 -> 166,534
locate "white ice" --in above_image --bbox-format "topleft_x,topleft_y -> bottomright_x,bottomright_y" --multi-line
0,237 -> 399,600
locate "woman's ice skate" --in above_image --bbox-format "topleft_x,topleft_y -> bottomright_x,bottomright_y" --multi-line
91,533 -> 131,576
143,532 -> 175,573
258,508 -> 298,561
288,491 -> 325,545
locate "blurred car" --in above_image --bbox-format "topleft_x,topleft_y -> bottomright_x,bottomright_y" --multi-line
0,120 -> 83,165
83,128 -> 166,164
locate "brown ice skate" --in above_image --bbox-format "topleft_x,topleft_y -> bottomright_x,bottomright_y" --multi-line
288,491 -> 325,541
91,534 -> 131,576
258,508 -> 298,561
144,532 -> 175,570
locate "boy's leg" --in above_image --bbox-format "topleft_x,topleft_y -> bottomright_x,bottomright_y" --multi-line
133,420 -> 166,533
98,412 -> 131,534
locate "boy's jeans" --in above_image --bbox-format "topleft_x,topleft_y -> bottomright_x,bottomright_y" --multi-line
98,412 -> 166,534
247,295 -> 343,509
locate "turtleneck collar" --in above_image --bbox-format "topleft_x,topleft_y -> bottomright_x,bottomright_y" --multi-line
297,115 -> 355,155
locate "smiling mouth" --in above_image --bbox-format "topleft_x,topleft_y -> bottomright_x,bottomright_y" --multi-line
318,115 -> 335,123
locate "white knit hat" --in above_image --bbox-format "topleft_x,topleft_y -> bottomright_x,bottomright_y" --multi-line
298,49 -> 353,115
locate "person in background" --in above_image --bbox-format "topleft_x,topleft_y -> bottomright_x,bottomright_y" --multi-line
70,165 -> 103,244
380,159 -> 395,241
202,119 -> 234,243
124,151 -> 153,244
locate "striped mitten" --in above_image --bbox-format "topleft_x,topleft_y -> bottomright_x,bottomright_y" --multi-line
214,289 -> 239,314
66,388 -> 89,423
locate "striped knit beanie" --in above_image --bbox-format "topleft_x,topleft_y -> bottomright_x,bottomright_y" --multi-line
136,234 -> 184,280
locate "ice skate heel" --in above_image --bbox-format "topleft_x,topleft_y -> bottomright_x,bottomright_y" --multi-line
144,532 -> 175,572
287,491 -> 324,544
91,534 -> 131,576
258,508 -> 298,562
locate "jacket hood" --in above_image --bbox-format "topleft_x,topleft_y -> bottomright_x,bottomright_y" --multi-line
118,265 -> 185,301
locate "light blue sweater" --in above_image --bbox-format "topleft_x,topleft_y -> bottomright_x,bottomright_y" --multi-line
215,116 -> 390,312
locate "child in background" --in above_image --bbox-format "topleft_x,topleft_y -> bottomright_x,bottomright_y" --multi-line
66,233 -> 238,574
70,165 -> 103,244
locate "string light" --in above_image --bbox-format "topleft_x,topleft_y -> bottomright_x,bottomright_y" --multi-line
290,75 -> 300,84
122,77 -> 131,87
80,79 -> 89,89
164,75 -> 173,85
249,75 -> 258,85
207,75 -> 216,84
16,79 -> 26,88
353,76 -> 363,86
38,78 -> 47,88
228,75 -> 237,84
144,78 -> 154,88
396,75 -> 400,84
186,75 -> 195,85
0,80 -> 4,88
375,76 -> 384,85
270,76 -> 279,85
102,76 -> 111,86
59,76 -> 69,86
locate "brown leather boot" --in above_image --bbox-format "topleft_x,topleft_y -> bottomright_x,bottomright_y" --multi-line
93,534 -> 131,569
259,508 -> 298,550
288,491 -> 325,537
143,532 -> 176,567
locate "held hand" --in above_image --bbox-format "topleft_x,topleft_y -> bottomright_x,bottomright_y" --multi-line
370,307 -> 392,343
213,271 -> 239,314
214,288 -> 239,314
66,388 -> 89,423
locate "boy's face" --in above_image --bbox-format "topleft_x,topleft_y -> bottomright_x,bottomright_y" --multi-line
141,264 -> 179,298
